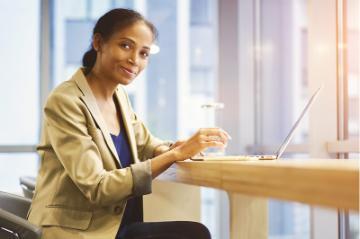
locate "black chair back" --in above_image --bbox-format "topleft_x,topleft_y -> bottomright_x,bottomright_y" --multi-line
0,191 -> 31,219
0,191 -> 41,239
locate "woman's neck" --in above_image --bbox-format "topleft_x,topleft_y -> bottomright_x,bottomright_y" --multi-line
86,68 -> 117,103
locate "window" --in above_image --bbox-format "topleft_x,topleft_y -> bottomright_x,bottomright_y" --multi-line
258,0 -> 310,237
0,154 -> 38,192
0,0 -> 40,145
0,0 -> 40,193
236,0 -> 311,238
346,0 -> 359,158
343,0 -> 359,237
7,0 -> 354,238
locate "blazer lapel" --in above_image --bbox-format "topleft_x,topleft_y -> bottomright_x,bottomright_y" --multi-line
72,69 -> 120,167
114,89 -> 139,163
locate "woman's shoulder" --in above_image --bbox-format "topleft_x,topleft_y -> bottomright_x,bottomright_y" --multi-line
51,69 -> 84,96
46,81 -> 80,107
45,69 -> 85,108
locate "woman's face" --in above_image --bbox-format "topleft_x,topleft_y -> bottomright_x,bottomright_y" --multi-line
95,21 -> 154,85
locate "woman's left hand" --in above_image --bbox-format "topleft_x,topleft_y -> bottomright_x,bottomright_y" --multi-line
169,140 -> 186,150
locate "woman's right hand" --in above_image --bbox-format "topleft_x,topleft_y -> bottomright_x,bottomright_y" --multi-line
171,128 -> 231,161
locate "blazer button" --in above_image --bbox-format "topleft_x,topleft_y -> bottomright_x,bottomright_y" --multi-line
114,206 -> 122,215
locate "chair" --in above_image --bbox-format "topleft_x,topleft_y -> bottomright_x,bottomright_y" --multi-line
0,191 -> 41,239
19,177 -> 36,199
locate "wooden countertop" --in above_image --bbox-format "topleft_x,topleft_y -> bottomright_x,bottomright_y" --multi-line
161,159 -> 359,210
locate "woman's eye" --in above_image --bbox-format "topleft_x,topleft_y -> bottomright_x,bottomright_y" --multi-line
120,43 -> 131,49
141,51 -> 149,58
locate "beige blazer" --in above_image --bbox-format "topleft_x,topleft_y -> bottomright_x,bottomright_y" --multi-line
28,68 -> 165,239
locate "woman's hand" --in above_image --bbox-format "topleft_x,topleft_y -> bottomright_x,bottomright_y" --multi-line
153,140 -> 186,157
150,129 -> 230,178
171,128 -> 231,161
169,140 -> 186,150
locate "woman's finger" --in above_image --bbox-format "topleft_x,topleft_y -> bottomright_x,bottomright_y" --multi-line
202,141 -> 226,148
201,132 -> 229,144
199,128 -> 232,141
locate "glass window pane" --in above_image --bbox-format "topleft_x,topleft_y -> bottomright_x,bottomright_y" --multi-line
258,0 -> 310,238
349,211 -> 359,239
346,1 -> 359,238
260,0 -> 309,146
346,0 -> 359,140
56,0 -> 87,19
54,0 -> 93,86
90,0 -> 111,18
269,200 -> 310,239
0,0 -> 40,145
114,0 -> 134,9
191,0 -> 212,25
0,153 -> 38,194
189,1 -> 221,238
146,0 -> 179,139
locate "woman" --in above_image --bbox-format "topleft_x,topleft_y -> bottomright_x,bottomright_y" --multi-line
28,8 -> 230,239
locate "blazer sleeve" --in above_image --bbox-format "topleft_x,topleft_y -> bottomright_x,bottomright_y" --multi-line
44,92 -> 149,207
121,88 -> 171,161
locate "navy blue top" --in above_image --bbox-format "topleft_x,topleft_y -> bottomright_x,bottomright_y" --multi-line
111,119 -> 143,235
111,131 -> 132,168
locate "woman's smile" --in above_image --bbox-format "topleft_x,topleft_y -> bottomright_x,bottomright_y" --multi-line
119,65 -> 137,78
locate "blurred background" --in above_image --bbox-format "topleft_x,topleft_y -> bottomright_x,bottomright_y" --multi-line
0,0 -> 358,238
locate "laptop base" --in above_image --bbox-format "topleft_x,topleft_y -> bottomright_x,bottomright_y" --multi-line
190,155 -> 277,161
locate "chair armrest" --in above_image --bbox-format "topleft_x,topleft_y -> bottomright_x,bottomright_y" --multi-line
0,209 -> 42,239
19,177 -> 36,191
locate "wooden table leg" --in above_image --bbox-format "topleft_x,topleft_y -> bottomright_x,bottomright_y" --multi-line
228,193 -> 268,239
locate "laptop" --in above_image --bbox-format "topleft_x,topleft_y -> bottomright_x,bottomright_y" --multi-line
191,86 -> 322,161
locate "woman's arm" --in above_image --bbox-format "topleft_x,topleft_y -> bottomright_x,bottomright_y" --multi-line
150,150 -> 177,178
152,140 -> 186,157
150,128 -> 230,178
152,145 -> 171,157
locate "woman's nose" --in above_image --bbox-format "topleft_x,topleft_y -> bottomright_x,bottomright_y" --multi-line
127,52 -> 139,65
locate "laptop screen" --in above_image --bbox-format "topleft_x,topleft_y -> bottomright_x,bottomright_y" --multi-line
275,86 -> 322,158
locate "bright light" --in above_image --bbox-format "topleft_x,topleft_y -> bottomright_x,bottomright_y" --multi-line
150,44 -> 160,54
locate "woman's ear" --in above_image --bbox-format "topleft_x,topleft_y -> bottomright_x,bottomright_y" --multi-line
92,33 -> 102,52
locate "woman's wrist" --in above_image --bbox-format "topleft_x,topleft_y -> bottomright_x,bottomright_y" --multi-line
153,141 -> 174,157
150,147 -> 181,178
152,142 -> 187,162
169,148 -> 183,162
153,145 -> 170,157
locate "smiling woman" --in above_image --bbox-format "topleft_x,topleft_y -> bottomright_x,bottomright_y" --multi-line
88,22 -> 153,85
27,8 -> 229,239
82,9 -> 156,83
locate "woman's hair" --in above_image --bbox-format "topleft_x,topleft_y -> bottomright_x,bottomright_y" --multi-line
82,8 -> 158,73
